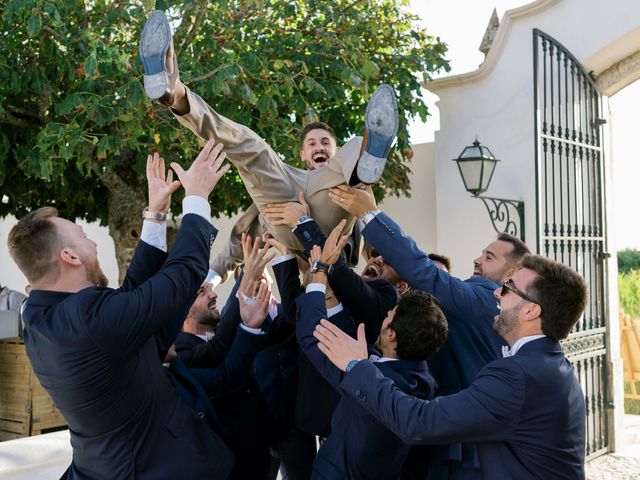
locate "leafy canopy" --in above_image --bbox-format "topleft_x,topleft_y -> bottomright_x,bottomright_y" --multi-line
0,0 -> 449,224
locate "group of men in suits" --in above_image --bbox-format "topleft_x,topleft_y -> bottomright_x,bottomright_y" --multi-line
7,8 -> 589,480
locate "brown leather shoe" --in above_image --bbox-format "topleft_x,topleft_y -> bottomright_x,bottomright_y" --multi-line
139,10 -> 180,106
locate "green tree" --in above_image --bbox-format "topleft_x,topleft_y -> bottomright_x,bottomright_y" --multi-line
0,0 -> 449,279
619,270 -> 640,318
618,248 -> 640,274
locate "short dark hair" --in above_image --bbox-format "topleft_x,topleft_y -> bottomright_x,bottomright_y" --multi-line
8,207 -> 62,283
428,253 -> 451,272
497,232 -> 531,267
521,255 -> 588,340
390,290 -> 448,361
299,121 -> 337,148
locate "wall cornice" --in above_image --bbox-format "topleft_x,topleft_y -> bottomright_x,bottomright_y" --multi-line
424,0 -> 560,92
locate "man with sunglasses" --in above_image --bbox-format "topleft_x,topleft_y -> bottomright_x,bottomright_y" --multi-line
325,186 -> 530,479
315,254 -> 588,479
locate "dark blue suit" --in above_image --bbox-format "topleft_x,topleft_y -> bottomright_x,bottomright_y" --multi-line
362,212 -> 506,475
297,290 -> 437,480
342,337 -> 586,479
294,219 -> 398,342
23,214 -> 234,479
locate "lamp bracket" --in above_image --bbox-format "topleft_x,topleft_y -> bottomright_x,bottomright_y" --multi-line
475,195 -> 525,241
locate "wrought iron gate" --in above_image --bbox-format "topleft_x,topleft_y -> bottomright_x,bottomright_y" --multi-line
533,29 -> 610,459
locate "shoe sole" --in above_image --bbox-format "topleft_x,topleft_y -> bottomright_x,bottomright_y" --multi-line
356,84 -> 399,184
139,10 -> 172,100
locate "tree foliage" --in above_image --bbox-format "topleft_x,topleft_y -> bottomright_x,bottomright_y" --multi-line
617,248 -> 640,274
0,0 -> 448,273
619,270 -> 640,318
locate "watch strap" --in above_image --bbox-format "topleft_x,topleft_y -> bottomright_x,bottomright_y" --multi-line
142,207 -> 168,222
346,359 -> 361,373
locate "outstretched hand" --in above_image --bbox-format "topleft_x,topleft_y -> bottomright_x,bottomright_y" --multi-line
263,232 -> 290,256
238,233 -> 276,300
171,139 -> 230,199
146,152 -> 181,213
314,219 -> 349,265
314,321 -> 368,372
328,184 -> 377,218
263,192 -> 310,228
239,280 -> 271,329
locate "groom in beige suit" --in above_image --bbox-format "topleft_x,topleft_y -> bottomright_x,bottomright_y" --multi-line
139,10 -> 399,280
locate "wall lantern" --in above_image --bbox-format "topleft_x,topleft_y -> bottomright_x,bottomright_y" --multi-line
453,139 -> 525,240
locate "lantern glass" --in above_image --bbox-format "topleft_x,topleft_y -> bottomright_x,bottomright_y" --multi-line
453,140 -> 500,196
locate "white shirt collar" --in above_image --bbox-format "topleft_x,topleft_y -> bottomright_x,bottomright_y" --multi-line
502,335 -> 546,357
369,355 -> 398,363
196,332 -> 215,342
326,303 -> 344,318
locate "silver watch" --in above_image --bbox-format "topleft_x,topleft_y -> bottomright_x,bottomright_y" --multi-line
361,209 -> 381,225
142,207 -> 168,222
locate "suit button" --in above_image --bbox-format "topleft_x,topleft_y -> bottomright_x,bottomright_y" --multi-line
355,389 -> 362,397
197,411 -> 205,419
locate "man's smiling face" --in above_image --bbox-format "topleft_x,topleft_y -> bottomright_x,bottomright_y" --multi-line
300,128 -> 338,170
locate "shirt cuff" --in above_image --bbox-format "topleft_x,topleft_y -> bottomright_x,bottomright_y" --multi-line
140,220 -> 167,252
204,270 -> 222,286
306,283 -> 327,294
361,209 -> 382,225
182,195 -> 211,222
272,253 -> 297,266
240,323 -> 265,335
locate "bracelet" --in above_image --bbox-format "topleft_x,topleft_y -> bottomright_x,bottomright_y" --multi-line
142,207 -> 168,222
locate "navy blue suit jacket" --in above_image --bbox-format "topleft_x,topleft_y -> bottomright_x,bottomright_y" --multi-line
362,212 -> 506,469
23,214 -> 233,480
342,337 -> 586,479
297,290 -> 437,480
294,219 -> 398,342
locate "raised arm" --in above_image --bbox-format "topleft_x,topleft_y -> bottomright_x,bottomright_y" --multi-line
329,185 -> 482,319
191,280 -> 271,397
91,140 -> 230,358
296,225 -> 351,390
313,319 -> 522,445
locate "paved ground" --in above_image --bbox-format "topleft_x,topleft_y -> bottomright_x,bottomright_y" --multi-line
1,415 -> 639,479
585,414 -> 640,479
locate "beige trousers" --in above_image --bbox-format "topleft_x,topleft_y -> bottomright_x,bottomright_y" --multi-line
174,87 -> 361,255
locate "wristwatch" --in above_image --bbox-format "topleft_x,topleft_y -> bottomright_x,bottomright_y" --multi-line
310,260 -> 334,275
142,207 -> 168,222
346,359 -> 361,373
296,215 -> 312,225
361,209 -> 381,225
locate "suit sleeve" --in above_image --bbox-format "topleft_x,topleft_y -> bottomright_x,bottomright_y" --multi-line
189,328 -> 264,398
295,291 -> 343,390
261,258 -> 301,347
86,214 -> 216,359
363,213 -> 481,322
274,257 -> 305,326
329,262 -> 397,343
341,359 -> 525,445
294,219 -> 393,340
119,241 -> 167,292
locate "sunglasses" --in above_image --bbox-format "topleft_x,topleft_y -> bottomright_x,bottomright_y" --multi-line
501,279 -> 541,307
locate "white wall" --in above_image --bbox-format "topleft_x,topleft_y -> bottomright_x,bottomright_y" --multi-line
429,0 -> 640,273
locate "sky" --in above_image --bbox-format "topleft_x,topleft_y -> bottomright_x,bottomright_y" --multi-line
408,0 -> 640,251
